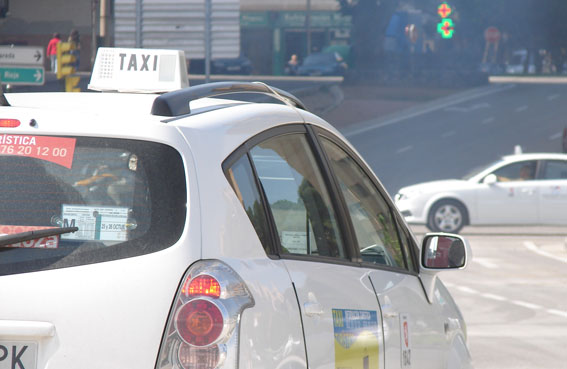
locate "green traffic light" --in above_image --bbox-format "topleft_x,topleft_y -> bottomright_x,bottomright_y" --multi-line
437,18 -> 454,39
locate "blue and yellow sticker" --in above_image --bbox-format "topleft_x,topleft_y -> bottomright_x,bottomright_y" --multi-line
332,309 -> 379,369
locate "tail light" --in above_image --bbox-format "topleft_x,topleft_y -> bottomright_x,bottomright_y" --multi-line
0,119 -> 20,127
156,261 -> 254,369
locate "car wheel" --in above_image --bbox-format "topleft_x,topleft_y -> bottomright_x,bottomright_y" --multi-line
427,199 -> 467,233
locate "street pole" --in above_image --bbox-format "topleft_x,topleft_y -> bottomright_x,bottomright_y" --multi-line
91,0 -> 98,69
306,0 -> 311,55
205,0 -> 212,83
135,0 -> 142,48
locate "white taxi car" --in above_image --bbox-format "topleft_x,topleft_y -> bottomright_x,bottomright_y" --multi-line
0,48 -> 472,369
395,152 -> 567,233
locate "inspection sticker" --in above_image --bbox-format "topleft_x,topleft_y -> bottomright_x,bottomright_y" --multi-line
0,135 -> 76,168
332,308 -> 379,369
0,225 -> 59,249
61,205 -> 129,242
400,313 -> 412,368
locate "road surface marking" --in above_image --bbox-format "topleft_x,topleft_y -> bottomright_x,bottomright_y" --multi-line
345,84 -> 515,137
547,309 -> 567,318
446,282 -> 566,318
481,293 -> 507,301
523,241 -> 567,263
472,257 -> 498,269
444,103 -> 490,113
515,105 -> 528,112
396,145 -> 413,154
511,300 -> 543,310
547,94 -> 560,101
481,117 -> 495,125
549,131 -> 563,140
442,130 -> 456,138
457,286 -> 479,294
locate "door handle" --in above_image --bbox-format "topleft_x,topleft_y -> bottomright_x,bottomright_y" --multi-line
304,302 -> 324,317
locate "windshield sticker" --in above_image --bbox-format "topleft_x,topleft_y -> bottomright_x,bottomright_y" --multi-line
0,135 -> 76,168
0,225 -> 59,249
332,308 -> 379,369
400,313 -> 412,368
281,231 -> 308,253
61,205 -> 129,242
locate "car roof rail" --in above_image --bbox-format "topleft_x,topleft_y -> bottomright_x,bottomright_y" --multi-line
151,81 -> 307,117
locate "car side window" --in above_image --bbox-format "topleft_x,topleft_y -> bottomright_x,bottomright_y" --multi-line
492,160 -> 537,182
249,133 -> 347,259
542,160 -> 567,179
225,154 -> 273,254
320,137 -> 406,269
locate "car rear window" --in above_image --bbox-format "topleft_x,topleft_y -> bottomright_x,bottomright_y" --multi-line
0,135 -> 187,275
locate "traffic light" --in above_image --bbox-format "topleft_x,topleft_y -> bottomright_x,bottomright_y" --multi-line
65,76 -> 81,92
56,41 -> 76,79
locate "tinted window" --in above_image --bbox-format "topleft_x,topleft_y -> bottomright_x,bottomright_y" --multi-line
492,160 -> 537,182
250,133 -> 346,259
320,138 -> 405,269
0,135 -> 186,275
542,160 -> 567,179
225,154 -> 272,253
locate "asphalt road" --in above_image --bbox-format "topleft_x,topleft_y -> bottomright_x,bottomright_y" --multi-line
437,232 -> 567,369
340,82 -> 567,197
337,82 -> 567,369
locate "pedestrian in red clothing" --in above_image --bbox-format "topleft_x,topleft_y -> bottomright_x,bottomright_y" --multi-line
46,33 -> 61,73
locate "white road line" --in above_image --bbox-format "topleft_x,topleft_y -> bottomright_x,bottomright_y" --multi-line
457,286 -> 479,294
523,241 -> 567,263
515,105 -> 528,112
345,84 -> 515,137
547,94 -> 560,101
481,293 -> 507,301
396,145 -> 413,154
549,132 -> 563,140
472,258 -> 498,269
481,117 -> 495,125
442,131 -> 456,138
449,285 -> 566,318
511,300 -> 543,310
547,309 -> 567,318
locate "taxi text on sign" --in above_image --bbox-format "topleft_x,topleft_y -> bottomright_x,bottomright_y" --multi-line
88,48 -> 189,93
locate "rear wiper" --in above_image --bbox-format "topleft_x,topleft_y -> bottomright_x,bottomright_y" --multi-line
0,227 -> 79,247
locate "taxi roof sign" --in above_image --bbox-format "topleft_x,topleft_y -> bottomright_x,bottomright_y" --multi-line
88,48 -> 189,93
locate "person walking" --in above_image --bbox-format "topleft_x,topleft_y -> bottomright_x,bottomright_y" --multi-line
46,33 -> 61,73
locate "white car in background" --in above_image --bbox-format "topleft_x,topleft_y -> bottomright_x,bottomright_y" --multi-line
395,152 -> 567,233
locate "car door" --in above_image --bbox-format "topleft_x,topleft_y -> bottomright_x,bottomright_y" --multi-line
475,160 -> 539,224
537,159 -> 567,224
244,126 -> 385,369
317,133 -> 447,369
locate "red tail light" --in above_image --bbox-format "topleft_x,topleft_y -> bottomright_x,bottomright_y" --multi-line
157,261 -> 254,369
0,119 -> 20,127
184,275 -> 221,298
176,299 -> 224,346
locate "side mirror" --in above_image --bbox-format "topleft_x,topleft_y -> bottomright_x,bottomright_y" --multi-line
483,173 -> 498,185
421,233 -> 470,270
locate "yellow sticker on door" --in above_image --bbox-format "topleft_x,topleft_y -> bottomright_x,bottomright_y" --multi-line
332,308 -> 379,369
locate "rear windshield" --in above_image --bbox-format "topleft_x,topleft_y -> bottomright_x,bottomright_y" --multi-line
0,135 -> 187,275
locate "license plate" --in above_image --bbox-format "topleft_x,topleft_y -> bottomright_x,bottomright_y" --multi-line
227,66 -> 240,71
0,342 -> 37,369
